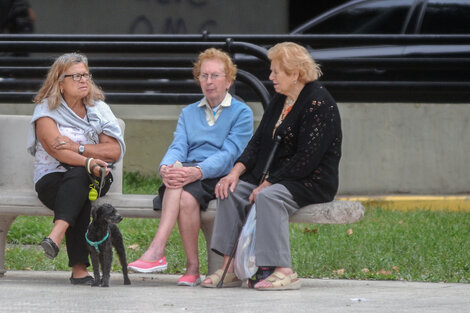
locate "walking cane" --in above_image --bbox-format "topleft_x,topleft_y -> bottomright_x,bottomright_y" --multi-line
217,135 -> 282,288
98,166 -> 106,198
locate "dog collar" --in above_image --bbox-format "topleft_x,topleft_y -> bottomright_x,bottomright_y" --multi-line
85,231 -> 109,254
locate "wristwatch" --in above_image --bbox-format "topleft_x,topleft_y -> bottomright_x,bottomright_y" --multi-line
78,144 -> 85,155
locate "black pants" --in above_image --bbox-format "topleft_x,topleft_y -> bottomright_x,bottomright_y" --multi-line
35,167 -> 111,268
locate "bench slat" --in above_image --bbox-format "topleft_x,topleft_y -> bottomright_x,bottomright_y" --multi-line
0,191 -> 364,224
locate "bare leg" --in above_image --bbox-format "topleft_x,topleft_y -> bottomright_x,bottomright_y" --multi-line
202,255 -> 234,284
139,188 -> 183,261
48,219 -> 69,247
46,220 -> 90,279
72,263 -> 90,279
177,191 -> 200,275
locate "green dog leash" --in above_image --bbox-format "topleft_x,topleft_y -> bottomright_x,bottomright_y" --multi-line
85,231 -> 109,253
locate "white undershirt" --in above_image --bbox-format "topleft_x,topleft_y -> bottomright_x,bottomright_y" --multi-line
198,93 -> 232,126
33,121 -> 95,184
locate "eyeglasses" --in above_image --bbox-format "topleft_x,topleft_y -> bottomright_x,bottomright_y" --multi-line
63,73 -> 92,81
198,73 -> 225,81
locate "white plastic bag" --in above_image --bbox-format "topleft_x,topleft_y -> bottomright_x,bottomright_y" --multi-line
234,204 -> 258,280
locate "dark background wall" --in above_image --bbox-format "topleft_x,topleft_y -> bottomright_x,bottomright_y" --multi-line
29,0 -> 288,34
26,0 -> 350,34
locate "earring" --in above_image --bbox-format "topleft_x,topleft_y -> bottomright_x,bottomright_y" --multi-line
60,89 -> 63,93
294,79 -> 297,84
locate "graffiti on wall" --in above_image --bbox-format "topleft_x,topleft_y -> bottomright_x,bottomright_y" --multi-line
129,0 -> 217,34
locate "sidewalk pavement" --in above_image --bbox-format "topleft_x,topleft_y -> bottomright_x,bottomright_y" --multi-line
0,271 -> 469,313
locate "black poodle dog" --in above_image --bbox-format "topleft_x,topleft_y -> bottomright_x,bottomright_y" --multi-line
86,203 -> 131,287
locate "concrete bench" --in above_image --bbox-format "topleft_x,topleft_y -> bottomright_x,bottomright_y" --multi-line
0,114 -> 365,277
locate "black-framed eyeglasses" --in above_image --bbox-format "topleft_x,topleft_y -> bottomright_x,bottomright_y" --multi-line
63,73 -> 92,81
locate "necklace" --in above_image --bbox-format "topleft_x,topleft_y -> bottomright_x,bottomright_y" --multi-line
273,97 -> 296,136
281,98 -> 295,120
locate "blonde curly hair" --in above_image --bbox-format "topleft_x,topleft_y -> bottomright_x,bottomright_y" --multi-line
267,42 -> 322,83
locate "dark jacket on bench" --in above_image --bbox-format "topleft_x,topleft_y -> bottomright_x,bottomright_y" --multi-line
238,81 -> 342,207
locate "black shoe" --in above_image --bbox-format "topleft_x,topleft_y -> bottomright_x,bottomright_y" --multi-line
70,275 -> 94,285
40,237 -> 59,259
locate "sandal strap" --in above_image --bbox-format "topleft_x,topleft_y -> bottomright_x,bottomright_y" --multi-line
265,271 -> 286,283
205,269 -> 240,285
205,269 -> 224,285
224,272 -> 239,283
265,271 -> 298,287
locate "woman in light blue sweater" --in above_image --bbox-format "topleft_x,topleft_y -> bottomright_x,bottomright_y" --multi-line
128,48 -> 253,286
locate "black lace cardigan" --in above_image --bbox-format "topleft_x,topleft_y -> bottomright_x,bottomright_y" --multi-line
237,81 -> 342,206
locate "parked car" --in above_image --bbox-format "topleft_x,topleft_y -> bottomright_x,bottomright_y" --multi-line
287,0 -> 470,58
278,0 -> 470,102
291,0 -> 470,35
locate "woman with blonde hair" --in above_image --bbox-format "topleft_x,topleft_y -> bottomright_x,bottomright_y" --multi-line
202,42 -> 342,290
28,52 -> 125,285
128,48 -> 253,287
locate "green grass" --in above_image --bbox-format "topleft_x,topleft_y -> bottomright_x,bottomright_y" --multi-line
5,172 -> 470,282
291,209 -> 470,282
122,171 -> 161,194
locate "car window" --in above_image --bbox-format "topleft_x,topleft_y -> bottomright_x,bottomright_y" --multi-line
300,0 -> 414,34
420,0 -> 470,34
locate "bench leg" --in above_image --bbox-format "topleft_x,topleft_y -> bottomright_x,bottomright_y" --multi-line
200,219 -> 223,274
0,216 -> 17,277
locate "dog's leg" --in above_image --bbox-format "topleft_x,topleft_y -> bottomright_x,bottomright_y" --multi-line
89,250 -> 101,287
117,247 -> 131,285
100,244 -> 112,287
112,226 -> 131,285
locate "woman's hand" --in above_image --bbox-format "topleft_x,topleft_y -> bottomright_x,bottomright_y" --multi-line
215,162 -> 246,200
51,135 -> 79,152
248,180 -> 272,204
88,158 -> 110,177
160,164 -> 181,189
52,133 -> 120,163
215,172 -> 240,200
160,165 -> 202,189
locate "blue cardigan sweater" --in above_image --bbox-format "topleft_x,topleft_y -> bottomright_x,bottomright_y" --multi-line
160,96 -> 253,179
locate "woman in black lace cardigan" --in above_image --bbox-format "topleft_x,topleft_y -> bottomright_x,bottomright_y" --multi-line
201,42 -> 342,290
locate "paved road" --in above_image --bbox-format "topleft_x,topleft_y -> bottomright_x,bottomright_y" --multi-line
0,271 -> 469,313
